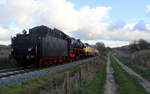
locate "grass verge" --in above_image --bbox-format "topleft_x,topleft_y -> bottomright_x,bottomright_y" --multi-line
129,65 -> 150,81
0,54 -> 21,69
116,55 -> 150,81
110,55 -> 149,94
77,59 -> 107,94
0,54 -> 11,68
0,61 -> 84,94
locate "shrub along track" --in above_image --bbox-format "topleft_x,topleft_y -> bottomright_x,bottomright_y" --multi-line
76,56 -> 107,94
110,55 -> 150,94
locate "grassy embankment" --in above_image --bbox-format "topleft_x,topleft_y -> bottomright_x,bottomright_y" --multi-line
0,54 -> 11,69
0,63 -> 81,94
0,52 -> 22,69
129,65 -> 150,81
0,57 -> 107,94
110,55 -> 149,94
116,54 -> 150,81
77,57 -> 107,94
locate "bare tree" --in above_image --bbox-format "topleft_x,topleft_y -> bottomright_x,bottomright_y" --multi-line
130,39 -> 149,51
130,40 -> 139,51
138,39 -> 149,50
95,42 -> 106,54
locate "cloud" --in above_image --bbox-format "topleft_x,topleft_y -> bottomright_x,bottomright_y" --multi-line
0,0 -> 150,46
0,0 -> 42,26
0,26 -> 23,44
82,40 -> 129,48
0,0 -> 111,43
0,0 -> 111,30
109,21 -> 126,30
147,5 -> 150,12
0,27 -> 11,41
145,24 -> 150,30
146,5 -> 150,16
73,21 -> 150,42
39,1 -> 111,32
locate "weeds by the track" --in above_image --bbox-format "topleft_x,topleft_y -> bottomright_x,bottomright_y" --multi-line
0,57 -> 101,94
76,58 -> 107,94
0,64 -> 80,94
0,54 -> 10,68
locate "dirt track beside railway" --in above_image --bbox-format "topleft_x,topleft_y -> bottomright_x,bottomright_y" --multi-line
104,57 -> 118,94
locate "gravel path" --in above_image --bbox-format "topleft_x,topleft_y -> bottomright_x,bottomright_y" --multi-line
104,57 -> 118,94
114,56 -> 150,93
0,57 -> 98,87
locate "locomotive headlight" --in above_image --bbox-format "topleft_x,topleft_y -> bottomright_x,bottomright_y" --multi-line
28,48 -> 32,51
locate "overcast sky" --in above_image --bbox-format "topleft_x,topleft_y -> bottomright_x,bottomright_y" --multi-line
0,0 -> 150,47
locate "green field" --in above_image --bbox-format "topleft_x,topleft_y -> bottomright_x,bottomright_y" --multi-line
110,55 -> 149,94
77,59 -> 107,94
129,65 -> 150,81
0,54 -> 11,69
116,55 -> 150,81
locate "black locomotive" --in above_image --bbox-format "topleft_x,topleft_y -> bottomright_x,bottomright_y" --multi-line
11,25 -> 95,66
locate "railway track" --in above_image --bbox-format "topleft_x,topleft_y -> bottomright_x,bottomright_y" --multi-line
0,69 -> 25,78
0,67 -> 54,79
0,67 -> 33,79
0,62 -> 77,79
0,56 -> 98,87
0,57 -> 92,79
0,65 -> 50,79
0,64 -> 67,79
0,67 -> 24,72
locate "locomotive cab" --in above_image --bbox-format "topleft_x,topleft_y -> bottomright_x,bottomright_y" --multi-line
11,32 -> 38,65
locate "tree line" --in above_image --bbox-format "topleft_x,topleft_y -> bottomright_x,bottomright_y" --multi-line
130,39 -> 150,51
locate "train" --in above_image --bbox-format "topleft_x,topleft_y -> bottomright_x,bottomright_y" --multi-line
10,25 -> 97,66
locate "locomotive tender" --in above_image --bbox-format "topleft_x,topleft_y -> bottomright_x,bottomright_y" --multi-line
11,25 -> 95,66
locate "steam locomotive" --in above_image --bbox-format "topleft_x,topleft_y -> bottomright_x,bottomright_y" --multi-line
11,25 -> 97,66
